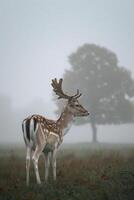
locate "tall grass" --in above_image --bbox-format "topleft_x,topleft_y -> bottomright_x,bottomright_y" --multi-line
0,143 -> 134,200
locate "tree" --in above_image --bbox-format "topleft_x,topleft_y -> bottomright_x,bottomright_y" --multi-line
0,95 -> 16,143
55,44 -> 134,143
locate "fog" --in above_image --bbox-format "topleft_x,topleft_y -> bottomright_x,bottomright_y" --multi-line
0,0 -> 134,144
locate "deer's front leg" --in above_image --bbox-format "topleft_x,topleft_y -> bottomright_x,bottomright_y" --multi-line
51,149 -> 57,181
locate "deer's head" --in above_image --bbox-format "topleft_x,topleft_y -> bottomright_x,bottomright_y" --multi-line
51,78 -> 89,117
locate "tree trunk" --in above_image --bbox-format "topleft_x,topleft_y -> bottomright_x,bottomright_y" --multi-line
90,114 -> 98,143
90,121 -> 97,143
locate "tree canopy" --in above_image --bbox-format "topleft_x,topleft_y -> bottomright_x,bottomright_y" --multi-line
54,44 -> 134,142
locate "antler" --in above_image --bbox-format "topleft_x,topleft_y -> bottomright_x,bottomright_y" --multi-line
72,89 -> 82,99
51,78 -> 82,100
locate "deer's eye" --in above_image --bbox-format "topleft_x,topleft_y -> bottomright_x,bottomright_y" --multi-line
75,105 -> 79,107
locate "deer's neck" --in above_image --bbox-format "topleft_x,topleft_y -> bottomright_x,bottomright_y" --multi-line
57,107 -> 74,135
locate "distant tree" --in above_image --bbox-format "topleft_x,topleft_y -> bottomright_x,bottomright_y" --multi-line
54,44 -> 134,143
0,95 -> 15,142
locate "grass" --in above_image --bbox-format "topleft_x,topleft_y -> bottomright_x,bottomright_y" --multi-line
0,143 -> 134,200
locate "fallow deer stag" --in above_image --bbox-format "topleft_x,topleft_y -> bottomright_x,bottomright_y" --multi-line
22,78 -> 89,185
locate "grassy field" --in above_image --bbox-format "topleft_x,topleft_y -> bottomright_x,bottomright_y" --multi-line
0,143 -> 134,200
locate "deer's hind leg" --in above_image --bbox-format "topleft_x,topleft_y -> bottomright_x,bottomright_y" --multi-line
51,149 -> 57,181
26,147 -> 31,186
43,152 -> 50,182
32,124 -> 46,184
32,145 -> 45,184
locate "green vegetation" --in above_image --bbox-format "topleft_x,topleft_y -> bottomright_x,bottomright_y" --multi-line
0,143 -> 134,200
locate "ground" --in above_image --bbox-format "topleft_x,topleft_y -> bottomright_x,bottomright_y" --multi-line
0,143 -> 134,200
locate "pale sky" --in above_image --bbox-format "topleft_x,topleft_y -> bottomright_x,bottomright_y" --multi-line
0,0 -> 134,143
0,0 -> 134,110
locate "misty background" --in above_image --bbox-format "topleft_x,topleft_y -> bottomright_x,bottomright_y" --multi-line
0,0 -> 134,144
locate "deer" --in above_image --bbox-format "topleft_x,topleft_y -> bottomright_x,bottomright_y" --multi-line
22,78 -> 89,186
